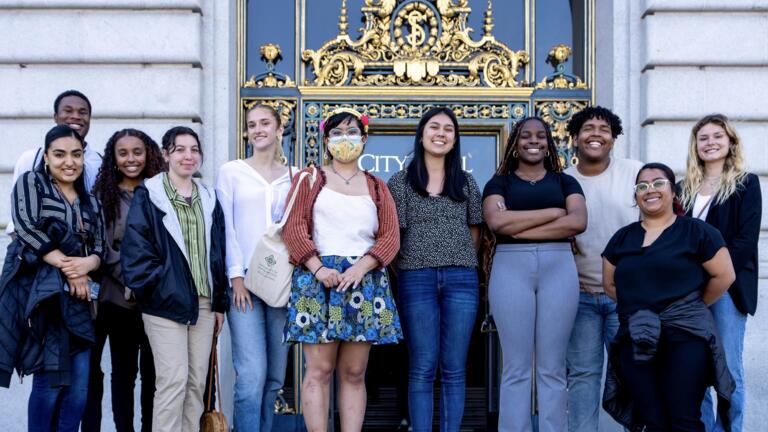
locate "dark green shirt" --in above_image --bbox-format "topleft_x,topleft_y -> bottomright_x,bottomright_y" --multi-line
163,174 -> 210,297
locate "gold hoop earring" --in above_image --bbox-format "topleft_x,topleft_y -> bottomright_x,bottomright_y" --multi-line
545,150 -> 550,157
571,155 -> 579,166
512,150 -> 519,158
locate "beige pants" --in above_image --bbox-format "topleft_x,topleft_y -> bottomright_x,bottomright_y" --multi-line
143,297 -> 215,432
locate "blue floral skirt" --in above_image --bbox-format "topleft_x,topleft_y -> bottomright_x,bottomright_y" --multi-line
284,256 -> 403,345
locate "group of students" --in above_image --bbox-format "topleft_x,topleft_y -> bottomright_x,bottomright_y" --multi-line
0,89 -> 760,432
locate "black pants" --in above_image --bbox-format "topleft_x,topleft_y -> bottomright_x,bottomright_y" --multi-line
618,326 -> 712,432
81,302 -> 156,432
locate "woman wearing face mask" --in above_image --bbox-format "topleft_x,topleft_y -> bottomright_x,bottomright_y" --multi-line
216,104 -> 296,432
282,108 -> 402,432
678,114 -> 761,432
482,117 -> 586,432
121,127 -> 229,432
387,107 -> 483,432
602,163 -> 736,431
0,124 -> 104,432
81,129 -> 165,432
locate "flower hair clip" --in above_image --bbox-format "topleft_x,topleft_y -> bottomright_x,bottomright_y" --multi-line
321,107 -> 370,134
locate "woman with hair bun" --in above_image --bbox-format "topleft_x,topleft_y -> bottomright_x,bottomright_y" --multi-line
282,108 -> 402,432
121,126 -> 229,432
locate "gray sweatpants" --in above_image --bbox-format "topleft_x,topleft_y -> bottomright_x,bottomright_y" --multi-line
489,243 -> 580,432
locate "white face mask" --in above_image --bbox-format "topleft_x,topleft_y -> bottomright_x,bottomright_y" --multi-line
327,135 -> 364,163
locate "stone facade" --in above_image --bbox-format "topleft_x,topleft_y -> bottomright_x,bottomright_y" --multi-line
0,1 -> 766,430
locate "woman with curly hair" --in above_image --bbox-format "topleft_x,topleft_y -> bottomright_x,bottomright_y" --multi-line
679,114 -> 762,432
482,117 -> 586,432
82,129 -> 165,432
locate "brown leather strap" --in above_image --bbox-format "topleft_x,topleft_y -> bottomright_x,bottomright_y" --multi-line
205,334 -> 218,411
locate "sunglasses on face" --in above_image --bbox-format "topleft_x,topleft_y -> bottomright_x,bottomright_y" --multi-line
634,179 -> 670,194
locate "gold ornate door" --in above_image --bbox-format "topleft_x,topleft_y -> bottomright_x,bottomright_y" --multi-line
238,1 -> 595,429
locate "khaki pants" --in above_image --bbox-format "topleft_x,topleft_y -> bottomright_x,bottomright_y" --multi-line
144,297 -> 215,432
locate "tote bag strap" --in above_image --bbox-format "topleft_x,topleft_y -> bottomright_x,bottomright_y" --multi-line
275,167 -> 317,229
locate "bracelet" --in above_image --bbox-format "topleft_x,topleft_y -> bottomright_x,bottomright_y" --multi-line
312,266 -> 325,277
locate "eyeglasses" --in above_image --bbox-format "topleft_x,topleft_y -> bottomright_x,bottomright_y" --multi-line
328,127 -> 362,138
633,179 -> 670,194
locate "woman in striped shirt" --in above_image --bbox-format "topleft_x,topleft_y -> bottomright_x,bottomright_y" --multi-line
7,124 -> 105,432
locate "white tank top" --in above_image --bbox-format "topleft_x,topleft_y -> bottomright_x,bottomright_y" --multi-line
313,187 -> 378,257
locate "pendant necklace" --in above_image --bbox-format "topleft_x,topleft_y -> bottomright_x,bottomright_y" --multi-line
516,170 -> 546,186
331,165 -> 360,185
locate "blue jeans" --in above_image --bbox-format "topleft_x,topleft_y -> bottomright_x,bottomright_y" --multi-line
701,292 -> 746,431
566,292 -> 619,432
28,349 -> 90,432
397,266 -> 479,432
228,292 -> 290,432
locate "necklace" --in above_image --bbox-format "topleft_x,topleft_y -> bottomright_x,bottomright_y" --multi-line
331,165 -> 360,185
515,170 -> 546,185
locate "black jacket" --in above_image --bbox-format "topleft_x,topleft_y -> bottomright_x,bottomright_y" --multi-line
683,173 -> 762,315
603,291 -> 734,431
0,220 -> 95,388
121,174 -> 229,324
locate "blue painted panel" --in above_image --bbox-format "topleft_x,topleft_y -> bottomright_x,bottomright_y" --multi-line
358,133 -> 498,189
466,0 -> 525,51
246,0 -> 296,80
535,0 -> 586,80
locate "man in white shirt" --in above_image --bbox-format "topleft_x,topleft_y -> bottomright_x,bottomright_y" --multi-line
564,106 -> 643,432
7,90 -> 102,235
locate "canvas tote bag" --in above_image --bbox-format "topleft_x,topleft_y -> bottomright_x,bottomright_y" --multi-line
244,167 -> 316,306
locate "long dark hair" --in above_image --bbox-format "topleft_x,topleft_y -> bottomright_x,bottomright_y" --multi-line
635,162 -> 685,216
36,124 -> 96,223
496,117 -> 562,175
406,107 -> 467,201
93,129 -> 166,225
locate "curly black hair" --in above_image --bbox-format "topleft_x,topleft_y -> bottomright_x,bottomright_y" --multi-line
566,105 -> 624,139
496,117 -> 563,175
93,129 -> 166,225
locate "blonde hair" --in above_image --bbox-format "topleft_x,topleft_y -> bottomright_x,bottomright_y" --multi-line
246,104 -> 287,164
679,113 -> 748,212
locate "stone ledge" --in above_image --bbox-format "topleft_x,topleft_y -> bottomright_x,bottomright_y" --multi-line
640,67 -> 768,121
0,65 -> 202,119
0,11 -> 202,64
643,13 -> 768,66
0,119 -> 201,171
0,0 -> 201,10
641,121 -> 768,175
643,0 -> 768,13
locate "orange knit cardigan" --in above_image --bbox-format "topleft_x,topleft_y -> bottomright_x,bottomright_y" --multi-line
282,167 -> 400,268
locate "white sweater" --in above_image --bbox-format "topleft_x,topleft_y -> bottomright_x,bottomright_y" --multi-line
216,160 -> 294,279
565,158 -> 644,293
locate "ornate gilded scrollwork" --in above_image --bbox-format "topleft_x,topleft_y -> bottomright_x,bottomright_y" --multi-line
242,98 -> 298,159
244,44 -> 296,88
534,99 -> 588,167
302,100 -> 527,165
302,0 -> 529,87
535,44 -> 587,90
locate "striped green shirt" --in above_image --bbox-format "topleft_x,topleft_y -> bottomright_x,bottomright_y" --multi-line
163,174 -> 210,297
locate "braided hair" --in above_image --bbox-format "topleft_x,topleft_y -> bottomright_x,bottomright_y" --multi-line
496,117 -> 563,175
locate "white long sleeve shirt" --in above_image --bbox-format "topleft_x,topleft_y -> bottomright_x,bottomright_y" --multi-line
215,160 -> 294,279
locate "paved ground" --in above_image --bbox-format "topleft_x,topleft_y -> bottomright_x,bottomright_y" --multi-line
2,281 -> 767,431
